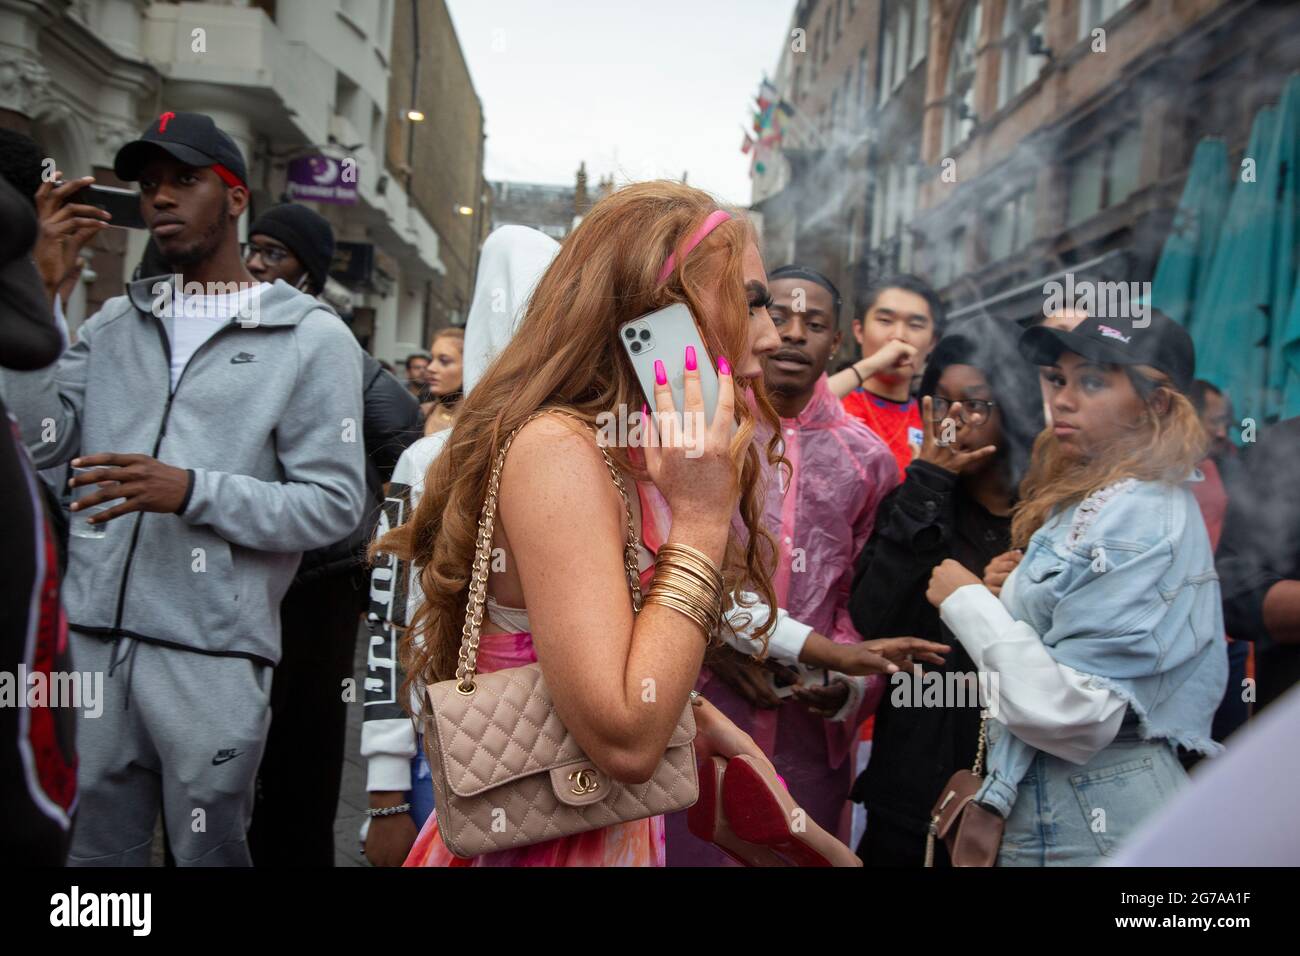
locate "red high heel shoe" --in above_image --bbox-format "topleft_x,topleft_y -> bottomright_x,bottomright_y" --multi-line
687,756 -> 787,866
721,754 -> 863,868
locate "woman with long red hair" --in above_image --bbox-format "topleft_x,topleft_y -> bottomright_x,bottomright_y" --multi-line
378,181 -> 794,866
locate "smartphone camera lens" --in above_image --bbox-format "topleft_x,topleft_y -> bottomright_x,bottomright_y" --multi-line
639,329 -> 651,341
630,341 -> 642,353
624,328 -> 636,340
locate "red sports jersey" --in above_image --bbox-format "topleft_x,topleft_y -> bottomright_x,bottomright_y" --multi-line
841,389 -> 922,479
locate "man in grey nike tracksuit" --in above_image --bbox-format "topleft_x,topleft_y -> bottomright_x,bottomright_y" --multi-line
0,112 -> 366,865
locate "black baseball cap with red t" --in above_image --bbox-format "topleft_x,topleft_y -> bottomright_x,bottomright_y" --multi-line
1019,309 -> 1196,394
113,111 -> 248,190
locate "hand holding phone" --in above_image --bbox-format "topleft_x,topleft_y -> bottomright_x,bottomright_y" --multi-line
66,182 -> 147,230
619,303 -> 721,427
32,175 -> 114,296
618,302 -> 740,539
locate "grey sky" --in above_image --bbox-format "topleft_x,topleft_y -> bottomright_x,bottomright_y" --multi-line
446,0 -> 795,207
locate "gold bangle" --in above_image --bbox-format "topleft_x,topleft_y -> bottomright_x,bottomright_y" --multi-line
654,551 -> 723,602
651,562 -> 722,619
648,543 -> 725,641
658,542 -> 722,579
646,573 -> 721,636
645,590 -> 716,637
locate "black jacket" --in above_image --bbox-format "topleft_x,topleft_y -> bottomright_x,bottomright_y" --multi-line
292,351 -> 423,584
0,175 -> 76,863
846,459 -> 1010,834
1216,418 -> 1300,710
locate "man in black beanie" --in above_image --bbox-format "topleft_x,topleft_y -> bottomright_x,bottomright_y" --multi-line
245,202 -> 336,295
244,202 -> 423,866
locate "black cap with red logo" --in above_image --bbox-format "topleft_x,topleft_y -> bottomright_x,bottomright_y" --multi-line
113,111 -> 248,190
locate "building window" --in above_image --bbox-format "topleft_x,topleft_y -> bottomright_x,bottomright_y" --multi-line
985,188 -> 1036,262
933,225 -> 967,288
1066,123 -> 1143,226
878,0 -> 928,106
911,0 -> 929,67
878,18 -> 894,105
857,47 -> 869,108
894,1 -> 912,91
813,29 -> 821,80
823,7 -> 832,61
836,0 -> 844,39
1078,0 -> 1134,39
998,0 -> 1047,108
870,154 -> 920,267
943,1 -> 982,153
1108,123 -> 1143,204
1067,147 -> 1104,226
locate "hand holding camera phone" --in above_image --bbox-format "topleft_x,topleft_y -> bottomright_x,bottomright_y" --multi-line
618,301 -> 741,534
32,175 -> 120,297
619,303 -> 721,428
63,181 -> 147,230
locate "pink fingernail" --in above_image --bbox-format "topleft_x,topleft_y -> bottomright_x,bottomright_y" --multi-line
654,360 -> 667,386
685,346 -> 697,371
718,355 -> 731,375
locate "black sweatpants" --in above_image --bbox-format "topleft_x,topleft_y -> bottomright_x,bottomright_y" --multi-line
248,569 -> 366,866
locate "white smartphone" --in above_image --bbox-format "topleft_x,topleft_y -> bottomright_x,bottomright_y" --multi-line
618,303 -> 720,427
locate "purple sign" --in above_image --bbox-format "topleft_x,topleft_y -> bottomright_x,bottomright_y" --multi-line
286,155 -> 359,205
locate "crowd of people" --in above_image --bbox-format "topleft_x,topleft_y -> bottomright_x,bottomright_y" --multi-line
2,110 -> 1295,868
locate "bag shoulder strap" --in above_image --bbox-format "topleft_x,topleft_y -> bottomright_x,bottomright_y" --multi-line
454,408 -> 642,693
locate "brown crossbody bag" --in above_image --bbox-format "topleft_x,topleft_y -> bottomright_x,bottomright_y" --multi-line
422,412 -> 699,859
925,714 -> 1005,867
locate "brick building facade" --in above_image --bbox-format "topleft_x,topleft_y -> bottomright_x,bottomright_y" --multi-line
752,0 -> 1300,354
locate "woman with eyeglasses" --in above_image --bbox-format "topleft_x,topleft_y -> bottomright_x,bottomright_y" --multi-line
846,316 -> 1044,866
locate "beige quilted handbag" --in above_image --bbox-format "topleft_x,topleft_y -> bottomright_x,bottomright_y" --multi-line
423,411 -> 699,859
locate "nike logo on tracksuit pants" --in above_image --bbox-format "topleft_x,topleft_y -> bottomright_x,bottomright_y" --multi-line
66,634 -> 272,866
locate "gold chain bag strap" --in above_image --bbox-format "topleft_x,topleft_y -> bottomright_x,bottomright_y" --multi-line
924,712 -> 1005,867
422,410 -> 699,859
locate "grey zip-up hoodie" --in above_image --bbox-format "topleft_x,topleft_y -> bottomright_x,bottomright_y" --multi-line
0,276 -> 366,665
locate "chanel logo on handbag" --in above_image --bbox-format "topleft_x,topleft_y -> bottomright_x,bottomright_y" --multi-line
568,768 -> 600,795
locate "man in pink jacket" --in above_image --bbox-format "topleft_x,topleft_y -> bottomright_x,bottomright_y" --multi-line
663,265 -> 899,865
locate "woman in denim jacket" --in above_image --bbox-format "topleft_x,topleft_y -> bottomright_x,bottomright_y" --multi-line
925,312 -> 1228,865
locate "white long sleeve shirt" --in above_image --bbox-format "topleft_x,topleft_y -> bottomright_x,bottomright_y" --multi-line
938,566 -> 1127,765
717,591 -> 868,723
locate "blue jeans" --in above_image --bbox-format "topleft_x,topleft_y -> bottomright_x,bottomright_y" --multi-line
993,720 -> 1188,866
408,732 -> 435,830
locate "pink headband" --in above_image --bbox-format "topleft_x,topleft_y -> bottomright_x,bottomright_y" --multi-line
657,210 -> 732,285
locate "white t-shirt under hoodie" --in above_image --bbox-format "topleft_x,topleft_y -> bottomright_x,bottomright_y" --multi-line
166,283 -> 270,391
